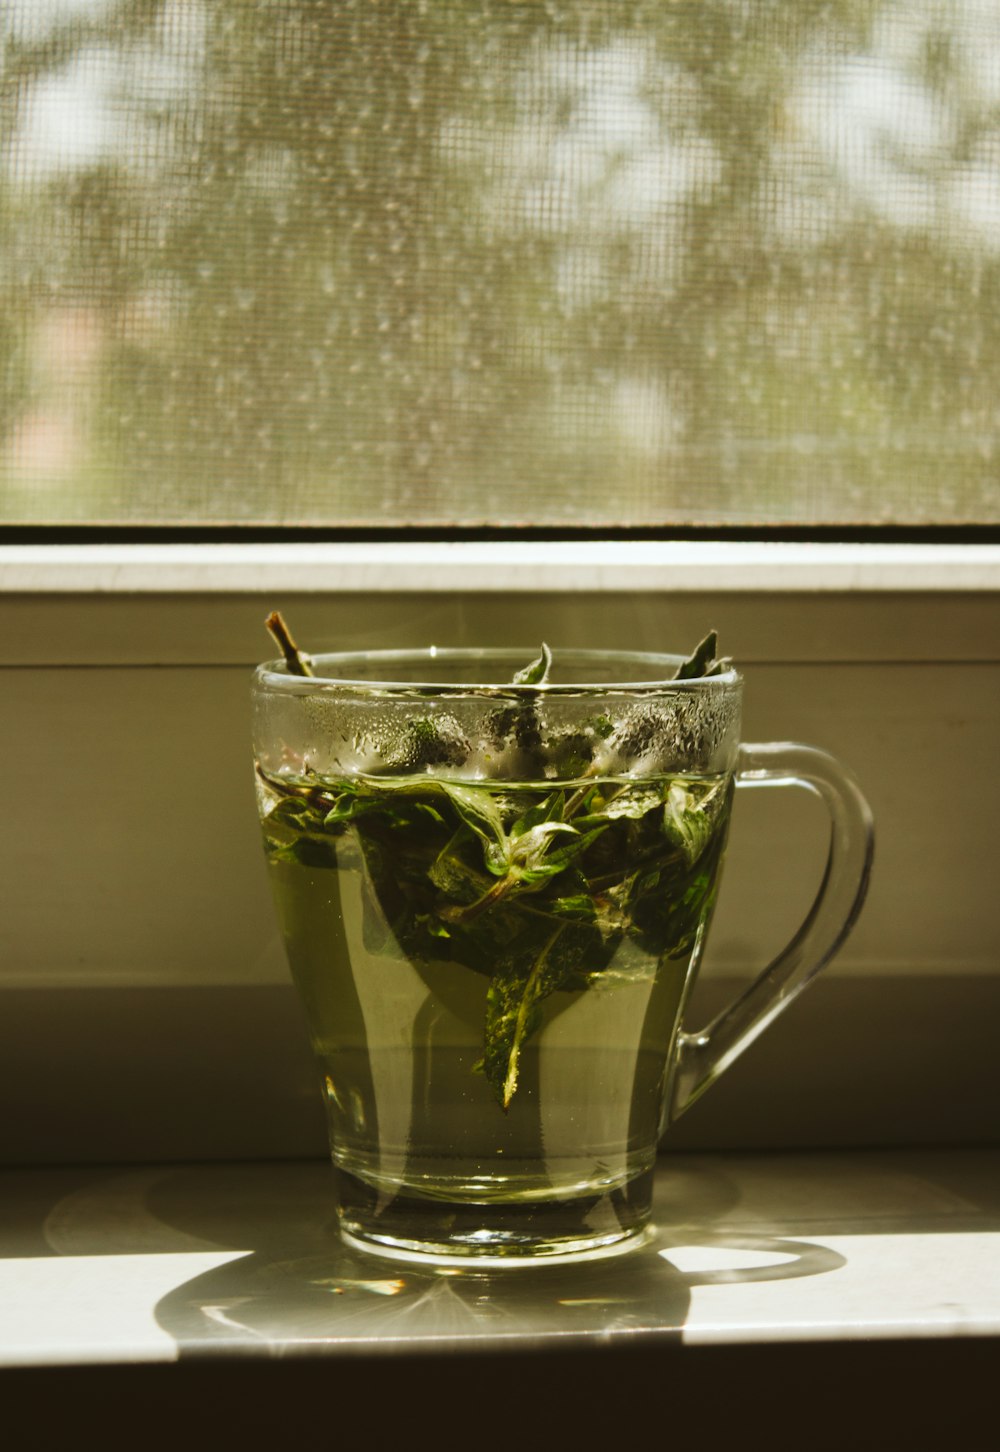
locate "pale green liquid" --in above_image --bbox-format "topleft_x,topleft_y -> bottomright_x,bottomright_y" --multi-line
263,773 -> 727,1257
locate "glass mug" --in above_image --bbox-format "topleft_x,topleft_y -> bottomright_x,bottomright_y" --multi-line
252,647 -> 873,1264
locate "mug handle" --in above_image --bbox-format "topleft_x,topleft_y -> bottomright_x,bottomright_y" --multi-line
669,742 -> 874,1123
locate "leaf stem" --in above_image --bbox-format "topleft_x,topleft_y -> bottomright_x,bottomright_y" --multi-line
440,871 -> 518,924
265,610 -> 314,676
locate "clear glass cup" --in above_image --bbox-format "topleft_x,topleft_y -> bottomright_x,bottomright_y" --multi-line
252,647 -> 873,1264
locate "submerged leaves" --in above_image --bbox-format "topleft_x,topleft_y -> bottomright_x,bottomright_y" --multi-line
258,630 -> 734,1109
260,764 -> 732,1108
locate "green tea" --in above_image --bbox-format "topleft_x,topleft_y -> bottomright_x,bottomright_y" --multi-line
259,769 -> 732,1215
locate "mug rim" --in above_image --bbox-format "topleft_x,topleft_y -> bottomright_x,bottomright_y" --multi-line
253,645 -> 742,695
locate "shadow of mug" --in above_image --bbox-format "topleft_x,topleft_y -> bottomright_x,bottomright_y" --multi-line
137,1164 -> 846,1355
33,1161 -> 845,1354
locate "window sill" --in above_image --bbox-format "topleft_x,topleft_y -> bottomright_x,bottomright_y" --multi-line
2,1148 -> 998,1367
2,538 -> 1000,594
1,540 -> 998,667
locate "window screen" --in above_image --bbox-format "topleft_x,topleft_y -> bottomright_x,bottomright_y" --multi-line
2,1 -> 998,526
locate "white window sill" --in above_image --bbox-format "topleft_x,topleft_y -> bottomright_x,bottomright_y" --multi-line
2,1149 -> 999,1366
1,539 -> 999,593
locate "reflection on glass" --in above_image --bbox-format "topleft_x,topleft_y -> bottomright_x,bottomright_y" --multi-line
2,1 -> 999,524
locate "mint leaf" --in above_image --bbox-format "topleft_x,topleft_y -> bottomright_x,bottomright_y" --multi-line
383,715 -> 470,771
662,781 -> 714,865
258,621 -> 735,1110
673,630 -> 722,680
428,827 -> 494,905
512,642 -> 552,685
509,822 -> 607,884
483,927 -> 568,1109
438,782 -> 510,875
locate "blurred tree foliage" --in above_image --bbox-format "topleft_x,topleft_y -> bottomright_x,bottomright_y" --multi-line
0,0 -> 997,523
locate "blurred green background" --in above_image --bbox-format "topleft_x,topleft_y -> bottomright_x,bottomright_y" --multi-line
2,0 -> 999,525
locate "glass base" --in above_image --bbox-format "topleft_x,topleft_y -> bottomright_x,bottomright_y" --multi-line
332,1164 -> 654,1265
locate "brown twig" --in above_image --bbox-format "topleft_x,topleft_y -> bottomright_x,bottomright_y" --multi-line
265,610 -> 314,676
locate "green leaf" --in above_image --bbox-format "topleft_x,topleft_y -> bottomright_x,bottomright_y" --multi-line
267,796 -> 326,829
256,718 -> 735,1111
673,631 -> 719,680
509,791 -> 565,838
382,715 -> 470,771
543,728 -> 596,778
287,837 -> 339,869
419,914 -> 452,940
575,782 -> 668,825
482,916 -> 617,1107
483,927 -> 567,1108
511,823 -> 608,884
662,782 -> 714,865
509,818 -> 577,862
589,714 -> 615,740
484,702 -> 543,756
428,827 -> 494,905
546,893 -> 597,921
512,642 -> 552,686
438,782 -> 510,874
323,792 -> 377,826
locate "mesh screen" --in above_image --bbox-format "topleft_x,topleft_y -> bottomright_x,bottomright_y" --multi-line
2,1 -> 999,525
